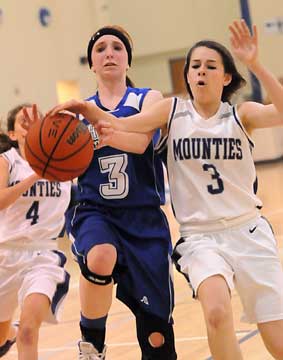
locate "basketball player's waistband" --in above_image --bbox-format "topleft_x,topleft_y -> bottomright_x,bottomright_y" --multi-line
180,209 -> 260,235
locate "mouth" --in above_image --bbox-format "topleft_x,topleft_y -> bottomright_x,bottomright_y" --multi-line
104,62 -> 117,67
197,80 -> 206,86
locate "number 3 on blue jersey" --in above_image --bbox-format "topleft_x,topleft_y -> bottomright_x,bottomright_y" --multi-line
98,154 -> 129,199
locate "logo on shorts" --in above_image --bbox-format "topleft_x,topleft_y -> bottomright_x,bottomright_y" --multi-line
249,226 -> 257,233
140,296 -> 149,305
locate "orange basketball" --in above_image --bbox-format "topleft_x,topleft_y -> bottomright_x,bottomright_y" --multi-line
24,113 -> 93,181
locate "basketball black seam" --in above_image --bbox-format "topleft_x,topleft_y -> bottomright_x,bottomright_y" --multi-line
25,138 -> 47,167
50,133 -> 92,161
41,115 -> 74,176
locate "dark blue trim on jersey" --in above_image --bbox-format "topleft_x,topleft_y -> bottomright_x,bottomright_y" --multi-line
232,106 -> 254,149
88,87 -> 151,112
50,251 -> 70,317
167,97 -> 178,135
155,134 -> 168,154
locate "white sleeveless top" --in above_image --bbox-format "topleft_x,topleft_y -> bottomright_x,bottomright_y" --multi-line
161,98 -> 262,235
0,148 -> 71,249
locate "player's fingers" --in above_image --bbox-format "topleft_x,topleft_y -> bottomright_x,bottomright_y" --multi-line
32,104 -> 40,122
252,24 -> 258,44
229,24 -> 241,46
241,19 -> 251,37
22,107 -> 33,130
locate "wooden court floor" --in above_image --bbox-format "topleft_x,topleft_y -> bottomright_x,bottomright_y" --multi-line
5,160 -> 283,359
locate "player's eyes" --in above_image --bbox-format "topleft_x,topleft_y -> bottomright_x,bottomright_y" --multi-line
191,64 -> 200,69
96,47 -> 105,52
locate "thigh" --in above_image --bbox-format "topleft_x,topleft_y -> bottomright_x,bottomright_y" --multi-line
176,234 -> 235,297
0,249 -> 24,322
69,206 -> 121,261
258,319 -> 283,356
19,250 -> 70,324
198,275 -> 232,316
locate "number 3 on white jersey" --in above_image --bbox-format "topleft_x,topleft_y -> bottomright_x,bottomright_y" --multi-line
99,154 -> 129,199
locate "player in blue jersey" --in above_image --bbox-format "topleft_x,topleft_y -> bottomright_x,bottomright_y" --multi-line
47,25 -> 176,360
0,104 -> 71,360
49,20 -> 283,359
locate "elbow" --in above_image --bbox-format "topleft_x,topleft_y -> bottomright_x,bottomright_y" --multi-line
136,141 -> 151,154
137,144 -> 148,154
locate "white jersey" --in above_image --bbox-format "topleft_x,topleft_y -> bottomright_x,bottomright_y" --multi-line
0,148 -> 71,249
162,98 -> 262,235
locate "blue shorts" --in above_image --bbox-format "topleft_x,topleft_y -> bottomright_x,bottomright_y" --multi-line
66,202 -> 174,322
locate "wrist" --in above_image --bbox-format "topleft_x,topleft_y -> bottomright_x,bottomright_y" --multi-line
247,59 -> 262,74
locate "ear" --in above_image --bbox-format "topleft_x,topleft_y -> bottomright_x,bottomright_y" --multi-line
8,130 -> 16,141
224,73 -> 232,87
91,65 -> 96,73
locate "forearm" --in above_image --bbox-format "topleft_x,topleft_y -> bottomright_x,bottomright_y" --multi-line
249,61 -> 283,115
0,173 -> 39,210
108,131 -> 153,154
80,101 -> 116,126
118,98 -> 172,133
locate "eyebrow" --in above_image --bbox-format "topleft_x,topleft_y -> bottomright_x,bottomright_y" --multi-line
191,59 -> 217,63
94,40 -> 124,47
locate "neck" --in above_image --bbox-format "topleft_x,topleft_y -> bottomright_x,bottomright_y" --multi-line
97,79 -> 127,110
192,100 -> 222,119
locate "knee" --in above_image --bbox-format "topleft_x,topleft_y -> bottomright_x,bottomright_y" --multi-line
136,311 -> 177,360
206,304 -> 230,330
17,323 -> 39,346
148,332 -> 164,348
87,244 -> 117,274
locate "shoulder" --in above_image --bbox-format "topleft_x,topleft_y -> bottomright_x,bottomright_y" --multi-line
172,97 -> 192,114
142,90 -> 163,110
1,147 -> 17,163
236,101 -> 265,131
0,149 -> 13,177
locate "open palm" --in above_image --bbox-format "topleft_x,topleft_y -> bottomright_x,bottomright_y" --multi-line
229,19 -> 258,67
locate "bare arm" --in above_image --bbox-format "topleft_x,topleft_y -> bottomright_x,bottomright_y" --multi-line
48,97 -> 173,134
0,156 -> 40,210
114,97 -> 172,133
97,90 -> 163,153
229,20 -> 283,130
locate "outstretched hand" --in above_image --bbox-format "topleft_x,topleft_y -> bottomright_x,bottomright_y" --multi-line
46,99 -> 86,118
229,19 -> 258,68
22,104 -> 41,131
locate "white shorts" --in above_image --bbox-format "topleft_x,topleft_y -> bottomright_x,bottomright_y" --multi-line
0,248 -> 70,323
176,216 -> 283,324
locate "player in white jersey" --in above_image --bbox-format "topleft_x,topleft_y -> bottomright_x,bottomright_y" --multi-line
0,104 -> 71,360
48,19 -> 283,359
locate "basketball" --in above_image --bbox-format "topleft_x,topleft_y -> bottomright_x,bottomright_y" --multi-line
24,113 -> 93,181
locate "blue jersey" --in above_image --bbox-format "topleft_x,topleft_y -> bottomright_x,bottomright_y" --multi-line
77,87 -> 165,207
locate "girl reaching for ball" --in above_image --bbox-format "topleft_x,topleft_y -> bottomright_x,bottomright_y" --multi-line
47,24 -> 177,360
0,104 -> 71,360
